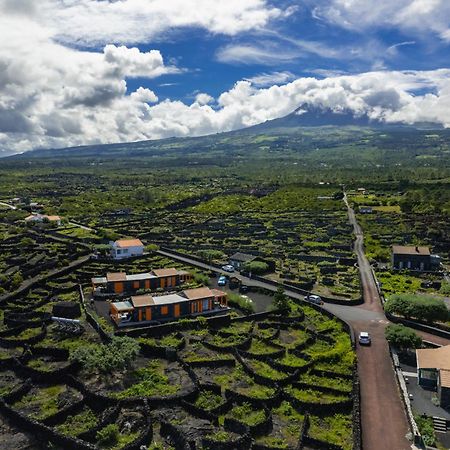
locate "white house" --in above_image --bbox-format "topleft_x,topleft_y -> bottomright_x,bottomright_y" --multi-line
25,214 -> 62,226
110,239 -> 144,260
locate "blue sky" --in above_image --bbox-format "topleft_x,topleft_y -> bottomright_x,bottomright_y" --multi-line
1,0 -> 450,152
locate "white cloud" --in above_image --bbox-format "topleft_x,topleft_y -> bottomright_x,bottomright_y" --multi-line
0,0 -> 449,154
217,43 -> 301,65
245,71 -> 296,87
18,0 -> 288,46
195,93 -> 214,105
2,65 -> 450,153
312,0 -> 450,41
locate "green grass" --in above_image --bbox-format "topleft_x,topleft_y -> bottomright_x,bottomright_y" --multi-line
114,361 -> 180,399
56,407 -> 98,436
286,386 -> 348,404
228,402 -> 266,426
194,391 -> 224,410
15,385 -> 66,419
248,359 -> 287,381
308,414 -> 353,450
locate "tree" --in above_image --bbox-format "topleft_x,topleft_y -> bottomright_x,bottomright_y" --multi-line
385,324 -> 422,351
11,272 -> 23,289
273,287 -> 290,314
70,336 -> 140,374
384,294 -> 449,324
243,261 -> 269,274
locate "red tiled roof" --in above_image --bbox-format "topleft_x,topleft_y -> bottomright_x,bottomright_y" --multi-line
152,268 -> 178,277
116,239 -> 144,248
131,295 -> 154,307
106,272 -> 127,282
392,245 -> 430,256
416,345 -> 450,370
183,287 -> 213,300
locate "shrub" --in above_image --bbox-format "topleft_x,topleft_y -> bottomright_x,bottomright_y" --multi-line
272,287 -> 290,314
385,324 -> 422,351
385,293 -> 449,324
70,336 -> 140,374
96,424 -> 119,447
227,292 -> 255,314
415,415 -> 436,447
243,261 -> 269,274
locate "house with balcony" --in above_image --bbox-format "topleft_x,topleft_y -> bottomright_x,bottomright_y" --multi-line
91,268 -> 192,296
110,287 -> 228,327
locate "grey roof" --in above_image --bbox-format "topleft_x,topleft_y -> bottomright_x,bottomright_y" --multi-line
229,252 -> 257,262
126,273 -> 155,281
152,294 -> 190,306
92,277 -> 107,284
112,301 -> 133,311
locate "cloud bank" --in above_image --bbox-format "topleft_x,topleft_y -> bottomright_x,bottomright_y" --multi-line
0,0 -> 449,153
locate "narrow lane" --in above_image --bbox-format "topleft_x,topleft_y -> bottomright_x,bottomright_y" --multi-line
344,193 -> 412,449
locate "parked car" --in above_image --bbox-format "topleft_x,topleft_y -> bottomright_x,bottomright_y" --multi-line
304,294 -> 323,305
222,265 -> 235,273
358,331 -> 371,345
218,276 -> 227,286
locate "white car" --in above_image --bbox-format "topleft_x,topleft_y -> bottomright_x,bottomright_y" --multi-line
222,265 -> 235,273
358,331 -> 371,346
304,294 -> 323,305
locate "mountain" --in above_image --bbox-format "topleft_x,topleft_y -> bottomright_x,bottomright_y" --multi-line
4,105 -> 443,159
239,105 -> 441,134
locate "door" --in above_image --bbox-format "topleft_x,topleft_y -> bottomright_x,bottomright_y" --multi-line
174,304 -> 180,318
115,282 -> 124,294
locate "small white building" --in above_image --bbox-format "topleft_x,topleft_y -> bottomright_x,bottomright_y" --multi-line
25,214 -> 62,226
110,239 -> 144,260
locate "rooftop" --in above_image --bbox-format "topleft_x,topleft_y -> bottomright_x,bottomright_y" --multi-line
392,245 -> 430,256
183,287 -> 214,300
112,301 -> 133,311
152,293 -> 189,305
440,370 -> 450,389
115,239 -> 144,248
106,272 -> 127,282
131,295 -> 155,307
152,268 -> 179,277
230,252 -> 258,262
417,345 -> 450,371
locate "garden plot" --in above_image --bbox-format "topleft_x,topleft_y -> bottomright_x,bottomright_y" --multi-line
89,188 -> 361,301
0,223 -> 88,296
0,254 -> 358,450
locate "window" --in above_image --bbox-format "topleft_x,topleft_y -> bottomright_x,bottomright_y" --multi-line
161,306 -> 169,315
203,299 -> 209,311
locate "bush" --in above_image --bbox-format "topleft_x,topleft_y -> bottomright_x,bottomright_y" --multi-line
385,293 -> 449,324
385,324 -> 422,351
272,287 -> 290,314
227,292 -> 255,314
70,336 -> 140,374
415,415 -> 436,447
96,424 -> 119,447
243,261 -> 269,274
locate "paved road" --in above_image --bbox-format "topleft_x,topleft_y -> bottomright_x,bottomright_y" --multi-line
68,221 -> 95,232
157,247 -> 414,449
0,202 -> 16,210
344,194 -> 412,450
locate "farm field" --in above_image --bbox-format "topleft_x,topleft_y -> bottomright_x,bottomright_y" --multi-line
0,253 -> 357,450
0,127 -> 449,449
